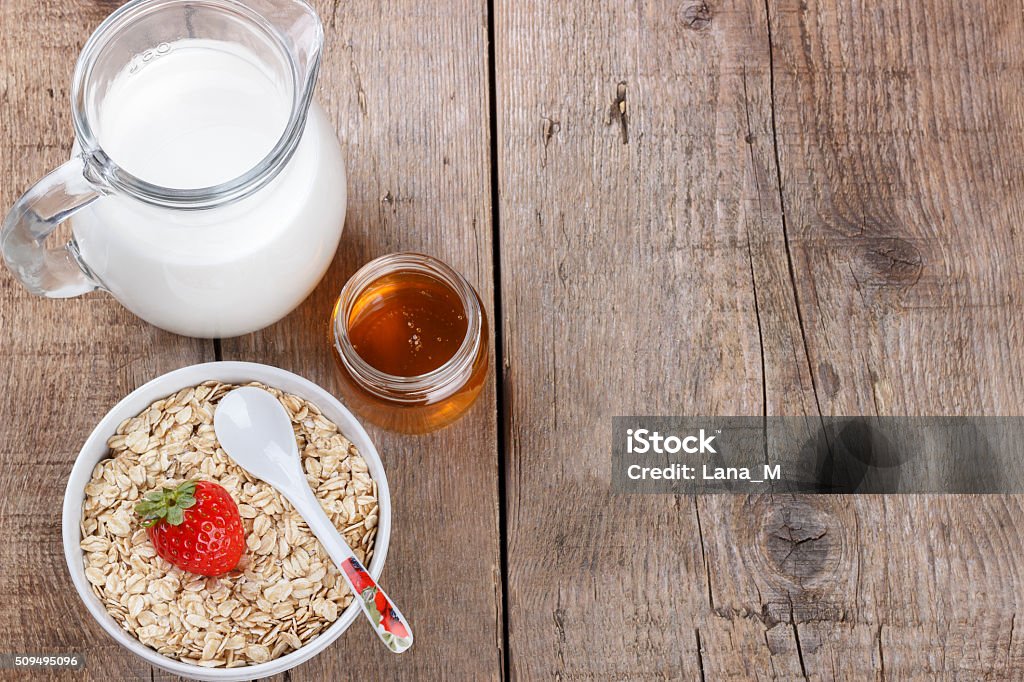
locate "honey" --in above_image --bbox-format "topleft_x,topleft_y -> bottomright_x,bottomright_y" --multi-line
347,271 -> 468,377
332,253 -> 489,434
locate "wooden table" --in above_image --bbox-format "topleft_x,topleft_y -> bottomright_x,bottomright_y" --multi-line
3,0 -> 1023,679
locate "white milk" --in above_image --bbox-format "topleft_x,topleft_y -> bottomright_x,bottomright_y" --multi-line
71,40 -> 346,338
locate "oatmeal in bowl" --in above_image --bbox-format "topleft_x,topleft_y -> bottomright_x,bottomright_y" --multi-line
63,363 -> 391,681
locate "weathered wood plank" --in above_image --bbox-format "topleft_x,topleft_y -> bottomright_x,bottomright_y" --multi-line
496,0 -> 790,677
740,0 -> 1024,676
769,2 -> 1024,413
0,3 -> 213,680
219,1 -> 502,679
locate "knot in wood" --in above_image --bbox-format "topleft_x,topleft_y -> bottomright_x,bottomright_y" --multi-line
859,237 -> 923,286
751,496 -> 846,587
817,361 -> 841,399
681,2 -> 713,30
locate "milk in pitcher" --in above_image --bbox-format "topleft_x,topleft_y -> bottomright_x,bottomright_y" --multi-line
70,39 -> 346,337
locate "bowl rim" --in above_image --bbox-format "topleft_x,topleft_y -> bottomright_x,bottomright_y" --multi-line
61,361 -> 391,681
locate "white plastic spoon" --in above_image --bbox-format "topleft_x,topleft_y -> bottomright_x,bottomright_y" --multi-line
214,386 -> 412,653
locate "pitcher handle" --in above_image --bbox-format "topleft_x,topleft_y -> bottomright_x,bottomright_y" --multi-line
1,156 -> 103,298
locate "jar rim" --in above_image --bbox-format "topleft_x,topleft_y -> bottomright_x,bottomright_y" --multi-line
332,253 -> 484,404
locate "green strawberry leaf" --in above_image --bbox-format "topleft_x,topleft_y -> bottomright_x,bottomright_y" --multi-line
166,506 -> 183,525
135,479 -> 198,527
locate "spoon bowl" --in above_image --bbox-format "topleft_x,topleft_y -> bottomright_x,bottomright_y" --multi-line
213,385 -> 309,489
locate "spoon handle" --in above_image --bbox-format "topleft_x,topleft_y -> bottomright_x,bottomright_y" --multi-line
339,555 -> 413,653
290,488 -> 413,653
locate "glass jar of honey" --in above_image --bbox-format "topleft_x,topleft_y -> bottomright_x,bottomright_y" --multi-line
331,253 -> 489,433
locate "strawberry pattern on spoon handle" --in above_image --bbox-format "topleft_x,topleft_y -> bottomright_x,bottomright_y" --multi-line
341,557 -> 413,653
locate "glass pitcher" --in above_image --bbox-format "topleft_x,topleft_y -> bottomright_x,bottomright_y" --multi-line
0,0 -> 346,338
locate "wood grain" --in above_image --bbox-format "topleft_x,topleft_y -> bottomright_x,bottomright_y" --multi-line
496,1 -> 779,677
218,0 -> 502,679
725,1 -> 1024,678
496,0 -> 1024,679
699,0 -> 1024,676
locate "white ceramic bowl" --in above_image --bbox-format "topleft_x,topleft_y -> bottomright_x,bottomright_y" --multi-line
62,361 -> 391,681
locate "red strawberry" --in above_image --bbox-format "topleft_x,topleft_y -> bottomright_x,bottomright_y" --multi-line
135,480 -> 245,576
